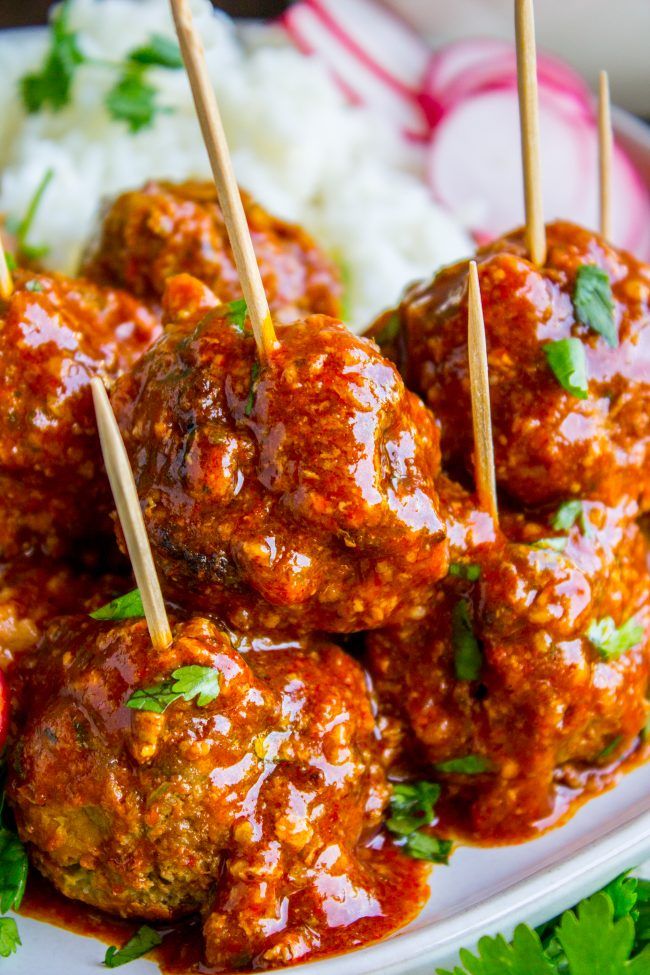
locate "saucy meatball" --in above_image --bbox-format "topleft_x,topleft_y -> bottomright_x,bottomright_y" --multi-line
82,180 -> 343,324
111,274 -> 448,632
0,269 -> 159,558
8,616 -> 427,968
388,221 -> 650,509
368,482 -> 650,841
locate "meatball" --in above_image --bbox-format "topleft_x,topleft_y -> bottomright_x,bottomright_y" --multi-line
111,274 -> 448,632
82,180 -> 343,324
367,485 -> 650,840
8,616 -> 427,968
0,269 -> 159,558
389,221 -> 650,509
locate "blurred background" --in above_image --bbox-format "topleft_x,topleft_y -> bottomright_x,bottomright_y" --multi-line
1,0 -> 649,116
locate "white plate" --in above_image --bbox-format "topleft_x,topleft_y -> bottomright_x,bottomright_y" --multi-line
3,20 -> 650,975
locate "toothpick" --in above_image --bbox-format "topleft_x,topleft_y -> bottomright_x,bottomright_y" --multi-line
170,0 -> 276,362
598,70 -> 613,241
91,378 -> 173,651
0,234 -> 12,300
515,0 -> 546,266
467,262 -> 498,525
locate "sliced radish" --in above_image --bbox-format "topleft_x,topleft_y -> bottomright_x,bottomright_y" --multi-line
422,38 -> 593,123
427,85 -> 650,256
304,0 -> 430,95
279,2 -> 430,139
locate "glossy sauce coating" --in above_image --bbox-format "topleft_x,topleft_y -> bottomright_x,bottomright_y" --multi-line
391,222 -> 650,509
82,180 -> 343,324
0,269 -> 159,558
111,275 -> 447,632
8,617 -> 428,969
368,481 -> 650,841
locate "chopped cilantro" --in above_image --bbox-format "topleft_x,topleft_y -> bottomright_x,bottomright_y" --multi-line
435,755 -> 492,775
104,925 -> 162,968
404,831 -> 452,864
245,361 -> 261,417
598,736 -> 623,763
452,599 -> 482,681
20,0 -> 85,113
6,168 -> 54,262
0,829 -> 28,913
105,68 -> 163,133
90,588 -> 144,621
0,918 -> 20,959
544,338 -> 588,399
449,562 -> 481,581
25,280 -> 43,293
126,665 -> 221,714
533,536 -> 568,552
386,781 -> 440,836
573,265 -> 617,348
127,34 -> 183,69
226,298 -> 248,331
587,616 -> 644,660
552,500 -> 591,536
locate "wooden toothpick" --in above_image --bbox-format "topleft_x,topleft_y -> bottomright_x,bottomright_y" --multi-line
598,70 -> 613,241
515,0 -> 546,266
468,261 -> 498,524
91,378 -> 173,651
170,0 -> 276,363
0,234 -> 13,300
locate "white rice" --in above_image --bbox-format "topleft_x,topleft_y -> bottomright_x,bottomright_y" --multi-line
0,0 -> 472,328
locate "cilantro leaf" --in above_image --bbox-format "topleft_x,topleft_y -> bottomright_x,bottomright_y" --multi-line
226,299 -> 248,332
435,755 -> 492,775
0,828 -> 28,913
170,665 -> 220,708
0,917 -> 21,959
452,599 -> 482,681
573,265 -> 617,348
587,616 -> 644,660
404,831 -> 452,864
544,338 -> 588,399
439,923 -> 556,975
6,168 -> 54,263
126,665 -> 221,714
602,874 -> 639,921
127,34 -> 183,69
104,925 -> 162,968
552,500 -> 591,536
90,589 -> 144,621
245,361 -> 261,417
449,562 -> 481,581
387,781 -> 440,835
556,891 -> 650,975
20,0 -> 85,113
533,537 -> 568,552
105,68 -> 162,133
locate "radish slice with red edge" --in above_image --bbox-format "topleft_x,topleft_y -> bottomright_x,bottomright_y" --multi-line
427,85 -> 650,258
279,1 -> 430,139
304,0 -> 430,95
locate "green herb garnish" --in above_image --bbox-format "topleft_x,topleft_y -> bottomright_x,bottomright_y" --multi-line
544,338 -> 588,399
90,589 -> 144,621
598,736 -> 623,763
105,68 -> 162,133
435,755 -> 492,775
24,280 -> 43,293
104,925 -> 162,968
449,562 -> 481,581
452,599 -> 482,681
6,168 -> 54,262
573,265 -> 617,348
533,536 -> 568,552
404,831 -> 453,864
226,298 -> 248,332
126,665 -> 221,714
127,34 -> 183,69
20,0 -> 85,113
587,617 -> 644,660
375,311 -> 400,347
0,918 -> 21,959
0,830 -> 28,913
245,361 -> 261,417
552,500 -> 591,536
386,781 -> 441,836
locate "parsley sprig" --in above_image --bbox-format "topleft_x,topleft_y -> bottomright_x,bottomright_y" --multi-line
104,925 -> 162,968
439,873 -> 650,975
126,665 -> 221,714
90,588 -> 144,621
0,767 -> 28,958
386,782 -> 452,864
19,1 -> 182,132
